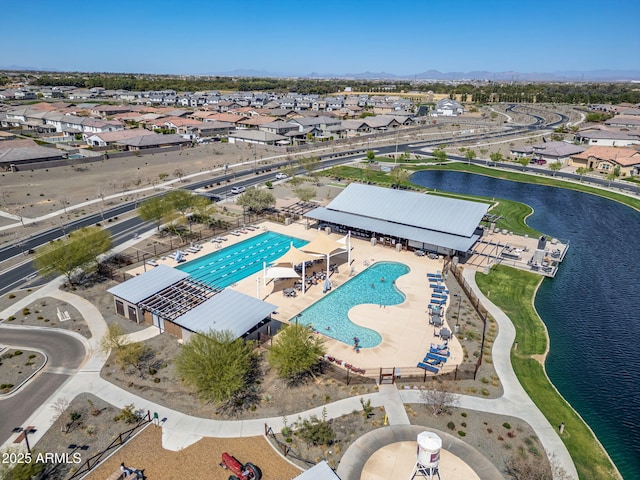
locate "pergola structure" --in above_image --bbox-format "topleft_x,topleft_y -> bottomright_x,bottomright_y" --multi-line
138,277 -> 220,321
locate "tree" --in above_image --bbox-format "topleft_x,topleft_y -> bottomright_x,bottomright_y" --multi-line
464,149 -> 476,165
389,168 -> 411,187
299,156 -> 321,182
235,187 -> 275,213
517,157 -> 530,170
575,167 -> 589,181
165,189 -> 194,217
293,186 -> 317,203
490,152 -> 503,163
505,453 -> 571,480
176,329 -> 256,403
366,150 -> 375,162
419,381 -> 458,416
268,324 -> 325,383
100,324 -> 129,354
190,195 -> 216,224
606,166 -> 621,186
138,196 -> 170,230
549,161 -> 563,176
432,148 -> 447,163
34,226 -> 111,285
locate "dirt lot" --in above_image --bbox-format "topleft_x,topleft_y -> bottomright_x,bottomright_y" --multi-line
84,426 -> 302,480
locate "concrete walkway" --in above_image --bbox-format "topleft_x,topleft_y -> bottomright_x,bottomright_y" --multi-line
0,268 -> 578,479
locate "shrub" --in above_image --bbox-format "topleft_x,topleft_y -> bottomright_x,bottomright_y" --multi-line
8,293 -> 15,299
28,354 -> 36,359
22,308 -> 31,315
461,412 -> 467,417
458,431 -> 466,437
114,404 -> 141,424
447,421 -> 455,430
502,422 -> 512,429
14,350 -> 23,356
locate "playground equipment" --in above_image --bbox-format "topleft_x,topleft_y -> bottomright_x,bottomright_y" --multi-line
220,452 -> 262,480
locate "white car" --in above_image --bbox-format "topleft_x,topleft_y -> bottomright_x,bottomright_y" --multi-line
275,172 -> 288,180
230,186 -> 246,194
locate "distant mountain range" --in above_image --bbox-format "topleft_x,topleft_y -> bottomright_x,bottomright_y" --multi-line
214,69 -> 640,82
2,65 -> 639,82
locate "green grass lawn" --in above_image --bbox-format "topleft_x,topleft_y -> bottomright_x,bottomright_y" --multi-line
475,265 -> 620,480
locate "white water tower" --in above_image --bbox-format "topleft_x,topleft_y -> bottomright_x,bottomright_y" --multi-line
410,431 -> 441,480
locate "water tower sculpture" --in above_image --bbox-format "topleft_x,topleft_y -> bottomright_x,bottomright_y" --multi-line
409,431 -> 441,480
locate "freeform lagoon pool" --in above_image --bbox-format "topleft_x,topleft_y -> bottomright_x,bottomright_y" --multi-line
176,231 -> 307,288
296,261 -> 410,348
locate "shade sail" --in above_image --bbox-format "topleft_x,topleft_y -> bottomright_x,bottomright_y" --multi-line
265,266 -> 300,279
302,234 -> 346,256
274,245 -> 318,265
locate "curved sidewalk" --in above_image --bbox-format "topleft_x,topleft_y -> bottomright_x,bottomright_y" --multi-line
1,271 -> 577,479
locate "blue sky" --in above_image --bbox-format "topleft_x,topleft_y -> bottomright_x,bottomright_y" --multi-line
3,0 -> 639,75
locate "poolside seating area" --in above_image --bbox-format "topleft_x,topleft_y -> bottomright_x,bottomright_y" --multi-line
417,342 -> 451,373
427,272 -> 448,307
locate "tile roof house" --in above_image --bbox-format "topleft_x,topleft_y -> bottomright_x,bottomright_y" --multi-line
569,146 -> 640,176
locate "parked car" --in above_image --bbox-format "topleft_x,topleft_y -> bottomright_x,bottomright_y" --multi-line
230,186 -> 246,194
535,158 -> 547,165
275,172 -> 288,180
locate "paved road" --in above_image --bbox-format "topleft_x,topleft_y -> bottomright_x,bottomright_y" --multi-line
0,326 -> 87,445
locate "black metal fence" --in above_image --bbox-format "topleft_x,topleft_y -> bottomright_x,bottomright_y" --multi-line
264,424 -> 317,468
66,411 -> 152,479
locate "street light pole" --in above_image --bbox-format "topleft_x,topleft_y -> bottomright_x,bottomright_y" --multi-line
455,294 -> 462,327
12,426 -> 36,453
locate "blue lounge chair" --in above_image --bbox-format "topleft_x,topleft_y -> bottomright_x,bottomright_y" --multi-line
422,356 -> 441,365
430,347 -> 450,356
426,352 -> 448,363
417,362 -> 439,374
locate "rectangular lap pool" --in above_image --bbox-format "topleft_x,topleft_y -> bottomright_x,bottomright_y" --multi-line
176,231 -> 307,288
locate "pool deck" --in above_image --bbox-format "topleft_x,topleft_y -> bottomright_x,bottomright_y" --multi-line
128,220 -> 464,376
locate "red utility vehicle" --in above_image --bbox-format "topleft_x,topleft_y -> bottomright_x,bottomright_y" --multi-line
220,452 -> 262,480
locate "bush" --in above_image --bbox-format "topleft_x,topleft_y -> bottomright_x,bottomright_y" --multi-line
114,404 -> 142,424
458,431 -> 466,437
503,422 -> 512,429
447,421 -> 455,430
22,308 -> 30,316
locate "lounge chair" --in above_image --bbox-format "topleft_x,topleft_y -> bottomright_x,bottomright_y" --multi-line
430,347 -> 450,356
422,357 -> 441,366
417,362 -> 439,374
146,260 -> 158,267
230,230 -> 241,236
426,352 -> 448,363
